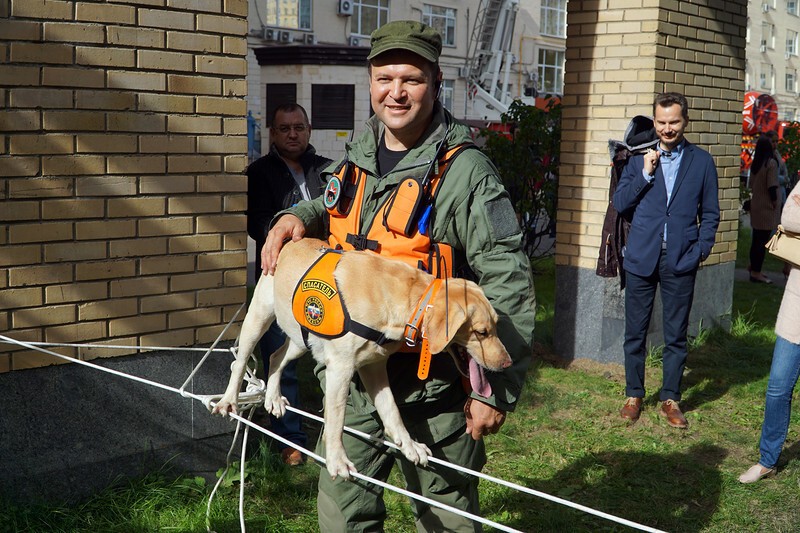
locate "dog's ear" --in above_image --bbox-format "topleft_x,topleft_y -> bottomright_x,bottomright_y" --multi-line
423,291 -> 467,354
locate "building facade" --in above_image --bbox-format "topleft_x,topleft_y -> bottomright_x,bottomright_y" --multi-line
244,0 -> 568,161
747,0 -> 800,121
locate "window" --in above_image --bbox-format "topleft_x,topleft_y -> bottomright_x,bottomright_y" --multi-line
790,0 -> 799,15
423,5 -> 456,46
762,22 -> 776,48
265,0 -> 311,30
760,63 -> 773,91
541,0 -> 567,38
352,0 -> 389,37
439,79 -> 455,112
788,31 -> 798,55
787,70 -> 797,93
311,84 -> 355,129
784,108 -> 796,121
538,48 -> 565,94
266,83 -> 297,126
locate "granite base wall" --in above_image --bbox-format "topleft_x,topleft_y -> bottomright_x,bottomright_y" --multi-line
553,262 -> 734,363
0,346 -> 241,504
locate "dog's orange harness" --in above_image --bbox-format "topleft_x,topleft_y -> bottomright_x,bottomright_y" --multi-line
291,249 -> 445,378
292,249 -> 391,348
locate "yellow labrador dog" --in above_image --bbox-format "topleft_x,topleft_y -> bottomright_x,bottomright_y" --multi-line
212,238 -> 511,479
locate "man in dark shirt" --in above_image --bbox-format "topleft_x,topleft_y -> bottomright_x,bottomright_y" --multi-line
245,103 -> 332,464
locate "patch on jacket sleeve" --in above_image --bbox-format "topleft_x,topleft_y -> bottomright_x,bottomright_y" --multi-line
486,197 -> 520,240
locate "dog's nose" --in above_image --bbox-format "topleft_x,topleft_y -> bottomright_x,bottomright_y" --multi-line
501,356 -> 512,369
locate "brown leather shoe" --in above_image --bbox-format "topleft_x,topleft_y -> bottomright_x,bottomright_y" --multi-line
620,397 -> 643,422
659,399 -> 688,428
281,447 -> 304,466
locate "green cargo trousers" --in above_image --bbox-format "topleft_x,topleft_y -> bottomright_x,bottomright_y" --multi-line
316,392 -> 487,532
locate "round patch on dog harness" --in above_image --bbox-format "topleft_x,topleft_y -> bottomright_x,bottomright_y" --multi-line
304,295 -> 325,327
324,177 -> 342,209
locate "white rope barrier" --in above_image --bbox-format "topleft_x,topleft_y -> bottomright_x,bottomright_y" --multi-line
222,407 -> 526,533
0,333 -> 667,533
178,302 -> 246,397
0,334 -> 520,533
282,404 -> 667,533
12,339 -> 233,353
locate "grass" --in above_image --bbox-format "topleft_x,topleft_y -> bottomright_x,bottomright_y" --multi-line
2,234 -> 797,533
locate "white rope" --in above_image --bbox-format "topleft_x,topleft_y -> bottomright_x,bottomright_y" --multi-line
0,333 -> 667,533
284,404 -> 667,533
221,407 -> 525,533
205,405 -> 257,533
13,340 -> 232,353
179,303 -> 246,397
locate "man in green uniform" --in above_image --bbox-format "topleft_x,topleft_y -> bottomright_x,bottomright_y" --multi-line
261,20 -> 536,533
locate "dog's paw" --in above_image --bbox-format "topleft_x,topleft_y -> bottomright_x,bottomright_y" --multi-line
325,451 -> 356,480
264,395 -> 289,418
211,398 -> 238,417
399,439 -> 432,467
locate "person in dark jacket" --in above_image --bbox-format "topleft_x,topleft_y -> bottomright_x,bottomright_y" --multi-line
246,103 -> 332,465
613,92 -> 720,429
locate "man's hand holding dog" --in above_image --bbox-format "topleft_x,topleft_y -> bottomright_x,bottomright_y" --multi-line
262,214 -> 305,275
464,397 -> 506,440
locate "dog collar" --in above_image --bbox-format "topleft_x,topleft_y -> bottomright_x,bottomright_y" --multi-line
403,279 -> 443,380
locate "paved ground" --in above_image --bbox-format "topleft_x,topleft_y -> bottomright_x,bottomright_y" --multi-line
733,265 -> 788,288
735,214 -> 789,289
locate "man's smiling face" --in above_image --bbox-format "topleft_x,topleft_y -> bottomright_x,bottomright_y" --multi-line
369,50 -> 439,150
653,103 -> 687,151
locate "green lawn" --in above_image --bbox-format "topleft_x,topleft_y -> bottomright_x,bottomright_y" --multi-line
3,241 -> 797,533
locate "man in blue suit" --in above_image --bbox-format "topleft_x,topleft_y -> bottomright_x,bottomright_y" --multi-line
613,92 -> 720,428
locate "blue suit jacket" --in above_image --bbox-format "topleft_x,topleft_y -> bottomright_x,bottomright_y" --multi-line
613,141 -> 720,276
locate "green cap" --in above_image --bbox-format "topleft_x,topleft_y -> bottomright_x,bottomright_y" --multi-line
368,20 -> 442,63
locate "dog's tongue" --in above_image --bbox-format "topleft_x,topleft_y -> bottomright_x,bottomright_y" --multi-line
468,358 -> 492,397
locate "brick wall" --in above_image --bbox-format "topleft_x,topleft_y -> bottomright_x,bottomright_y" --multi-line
0,0 -> 249,370
556,0 -> 747,269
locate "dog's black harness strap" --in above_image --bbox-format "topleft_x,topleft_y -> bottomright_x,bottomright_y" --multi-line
348,319 -> 393,346
300,320 -> 393,347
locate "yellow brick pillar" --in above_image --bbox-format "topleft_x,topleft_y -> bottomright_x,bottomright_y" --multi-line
553,0 -> 745,361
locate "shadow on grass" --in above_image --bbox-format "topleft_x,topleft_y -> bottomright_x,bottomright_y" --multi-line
678,281 -> 780,415
483,443 -> 726,533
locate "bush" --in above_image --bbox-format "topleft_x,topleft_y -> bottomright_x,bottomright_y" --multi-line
479,99 -> 561,259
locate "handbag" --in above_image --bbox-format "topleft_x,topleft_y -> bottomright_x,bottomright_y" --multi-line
765,225 -> 800,267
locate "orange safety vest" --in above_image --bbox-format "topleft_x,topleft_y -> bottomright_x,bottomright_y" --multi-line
323,143 -> 474,279
318,143 -> 473,378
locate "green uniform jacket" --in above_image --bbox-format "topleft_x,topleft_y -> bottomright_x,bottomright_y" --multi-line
277,106 -> 535,439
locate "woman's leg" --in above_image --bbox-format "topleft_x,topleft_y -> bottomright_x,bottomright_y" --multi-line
749,228 -> 772,275
758,336 -> 800,468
